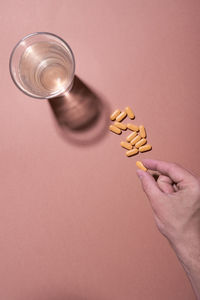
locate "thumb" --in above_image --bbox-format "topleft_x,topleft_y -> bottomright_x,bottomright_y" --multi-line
137,170 -> 163,204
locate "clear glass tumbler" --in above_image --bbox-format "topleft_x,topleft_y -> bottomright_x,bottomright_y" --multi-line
9,32 -> 75,99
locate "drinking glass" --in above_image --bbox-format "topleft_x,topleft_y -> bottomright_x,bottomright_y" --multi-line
9,32 -> 75,99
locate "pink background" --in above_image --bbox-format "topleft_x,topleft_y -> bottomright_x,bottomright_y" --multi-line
1,1 -> 200,299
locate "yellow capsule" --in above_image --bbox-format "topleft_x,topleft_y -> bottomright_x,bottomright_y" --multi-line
135,138 -> 147,148
136,161 -> 147,171
127,123 -> 139,132
114,121 -> 127,130
120,141 -> 132,150
125,107 -> 135,119
126,148 -> 139,157
139,144 -> 152,152
116,111 -> 127,122
139,125 -> 146,138
130,134 -> 141,145
110,109 -> 121,121
126,131 -> 137,142
109,125 -> 121,135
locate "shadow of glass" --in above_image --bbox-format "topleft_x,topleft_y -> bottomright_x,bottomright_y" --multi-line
48,76 -> 110,146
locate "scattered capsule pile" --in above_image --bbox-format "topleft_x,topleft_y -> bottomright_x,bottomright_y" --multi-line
109,107 -> 152,159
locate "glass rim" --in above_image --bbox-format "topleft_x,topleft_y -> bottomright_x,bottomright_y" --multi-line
9,32 -> 76,99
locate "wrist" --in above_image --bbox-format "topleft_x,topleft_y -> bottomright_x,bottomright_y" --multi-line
170,234 -> 200,272
170,235 -> 200,300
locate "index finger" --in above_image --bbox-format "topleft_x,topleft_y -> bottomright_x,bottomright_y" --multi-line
142,159 -> 193,184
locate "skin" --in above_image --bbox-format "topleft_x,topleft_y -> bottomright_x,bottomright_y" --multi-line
136,159 -> 200,299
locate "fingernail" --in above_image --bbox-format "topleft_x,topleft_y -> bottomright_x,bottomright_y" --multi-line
136,170 -> 143,178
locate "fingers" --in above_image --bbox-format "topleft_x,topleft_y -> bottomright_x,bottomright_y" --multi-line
157,175 -> 174,194
142,159 -> 193,184
173,183 -> 179,192
136,169 -> 163,204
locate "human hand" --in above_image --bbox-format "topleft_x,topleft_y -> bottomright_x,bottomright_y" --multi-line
136,159 -> 200,246
137,159 -> 200,299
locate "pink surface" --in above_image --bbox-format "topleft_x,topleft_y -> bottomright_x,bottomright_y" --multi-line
1,1 -> 200,299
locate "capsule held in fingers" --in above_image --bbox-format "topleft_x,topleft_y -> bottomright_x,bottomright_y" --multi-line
136,161 -> 147,171
125,107 -> 135,119
139,144 -> 152,152
126,131 -> 137,142
109,125 -> 121,135
139,125 -> 146,138
130,135 -> 141,145
120,141 -> 132,150
135,138 -> 147,148
114,121 -> 127,130
127,123 -> 139,132
110,109 -> 121,121
116,111 -> 127,122
126,148 -> 139,157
